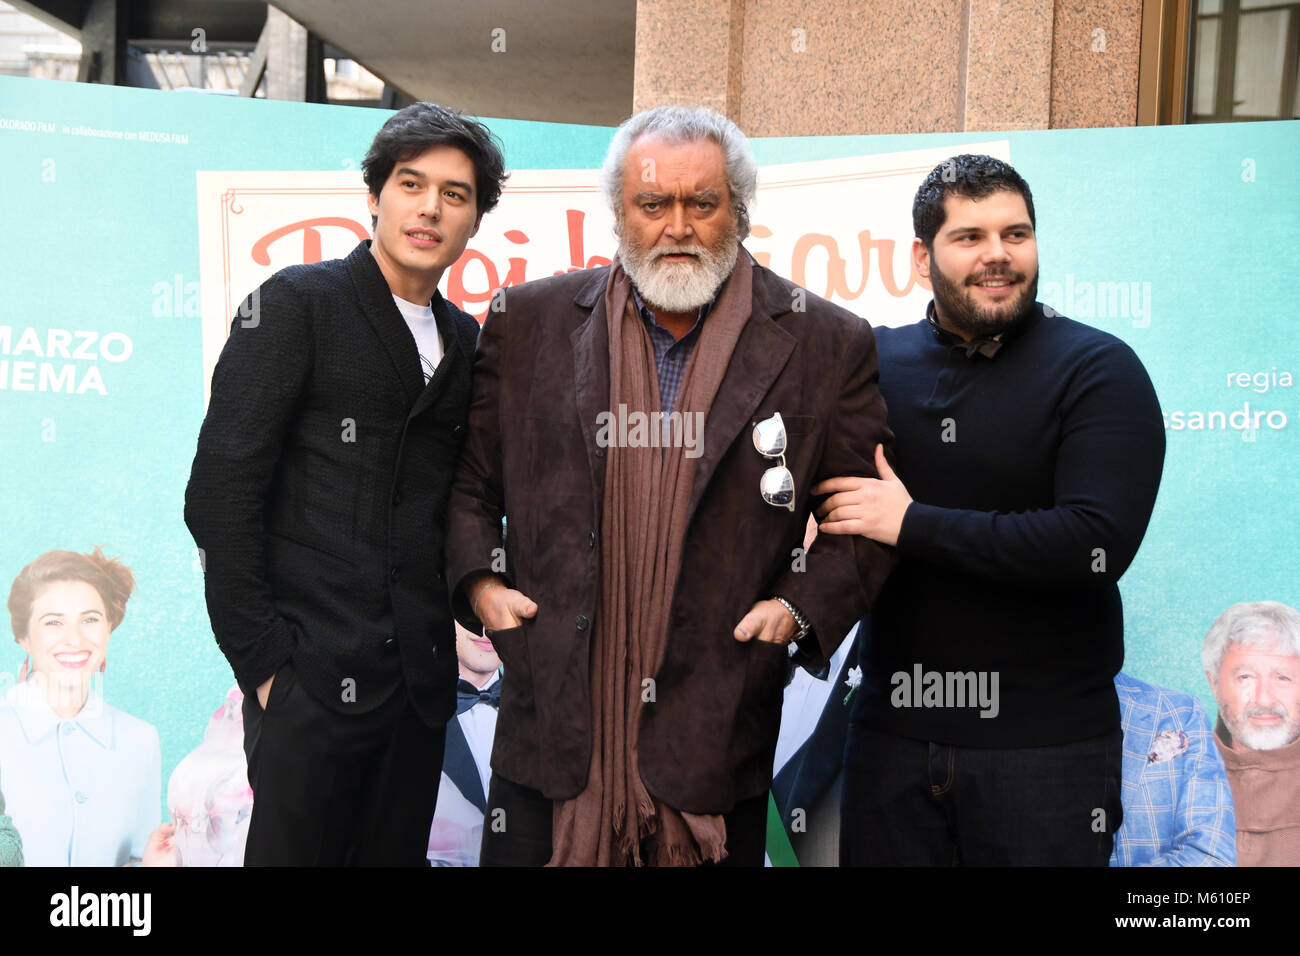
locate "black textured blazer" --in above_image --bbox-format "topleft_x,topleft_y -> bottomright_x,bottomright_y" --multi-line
185,240 -> 479,728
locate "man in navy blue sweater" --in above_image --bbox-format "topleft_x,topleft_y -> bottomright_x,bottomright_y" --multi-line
815,155 -> 1165,865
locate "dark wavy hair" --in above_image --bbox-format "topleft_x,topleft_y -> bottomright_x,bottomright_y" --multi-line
912,154 -> 1036,249
362,102 -> 508,222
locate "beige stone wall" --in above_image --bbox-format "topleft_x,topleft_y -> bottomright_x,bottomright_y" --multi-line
964,0 -> 1055,130
633,0 -> 743,116
633,0 -> 1145,134
736,0 -> 968,136
1050,0 -> 1144,129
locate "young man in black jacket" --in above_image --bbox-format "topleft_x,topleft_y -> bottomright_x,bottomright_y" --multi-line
816,155 -> 1166,865
185,103 -> 506,866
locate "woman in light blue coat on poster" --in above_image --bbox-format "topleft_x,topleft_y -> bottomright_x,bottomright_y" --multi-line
1,547 -> 172,866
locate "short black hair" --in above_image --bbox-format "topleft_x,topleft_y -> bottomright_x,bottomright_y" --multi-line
362,102 -> 507,221
912,154 -> 1035,249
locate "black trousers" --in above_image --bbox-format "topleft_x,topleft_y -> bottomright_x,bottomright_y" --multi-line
240,657 -> 445,866
480,773 -> 769,867
840,723 -> 1123,866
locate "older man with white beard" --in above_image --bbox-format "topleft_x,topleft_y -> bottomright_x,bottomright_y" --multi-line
445,105 -> 895,867
1204,601 -> 1300,866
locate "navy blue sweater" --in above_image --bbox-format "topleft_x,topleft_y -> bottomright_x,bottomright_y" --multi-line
854,304 -> 1165,746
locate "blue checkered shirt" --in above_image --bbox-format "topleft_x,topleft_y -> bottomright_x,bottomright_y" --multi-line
630,287 -> 711,414
1110,672 -> 1236,867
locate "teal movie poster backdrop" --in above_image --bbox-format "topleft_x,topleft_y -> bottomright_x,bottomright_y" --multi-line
1,74 -> 1297,815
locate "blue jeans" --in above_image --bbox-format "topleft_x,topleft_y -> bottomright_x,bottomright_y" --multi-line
840,724 -> 1123,866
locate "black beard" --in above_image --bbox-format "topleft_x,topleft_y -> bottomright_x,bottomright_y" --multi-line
929,259 -> 1038,339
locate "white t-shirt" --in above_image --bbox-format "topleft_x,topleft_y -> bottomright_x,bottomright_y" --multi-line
391,294 -> 445,383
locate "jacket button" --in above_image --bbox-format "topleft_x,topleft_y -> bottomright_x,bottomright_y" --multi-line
453,424 -> 464,435
431,645 -> 438,659
575,615 -> 589,631
390,567 -> 401,583
588,530 -> 596,550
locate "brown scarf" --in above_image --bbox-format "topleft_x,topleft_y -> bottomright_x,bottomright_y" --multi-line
1215,717 -> 1300,866
548,251 -> 754,866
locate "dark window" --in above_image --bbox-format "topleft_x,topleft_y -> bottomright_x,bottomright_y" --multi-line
1189,0 -> 1300,121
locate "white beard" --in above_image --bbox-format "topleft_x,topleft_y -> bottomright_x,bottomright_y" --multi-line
1232,711 -> 1300,751
620,229 -> 739,314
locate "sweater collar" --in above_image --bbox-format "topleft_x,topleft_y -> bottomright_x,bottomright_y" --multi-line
925,299 -> 1044,358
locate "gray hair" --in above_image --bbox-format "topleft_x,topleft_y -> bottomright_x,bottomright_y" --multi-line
1202,601 -> 1300,681
600,105 -> 759,240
